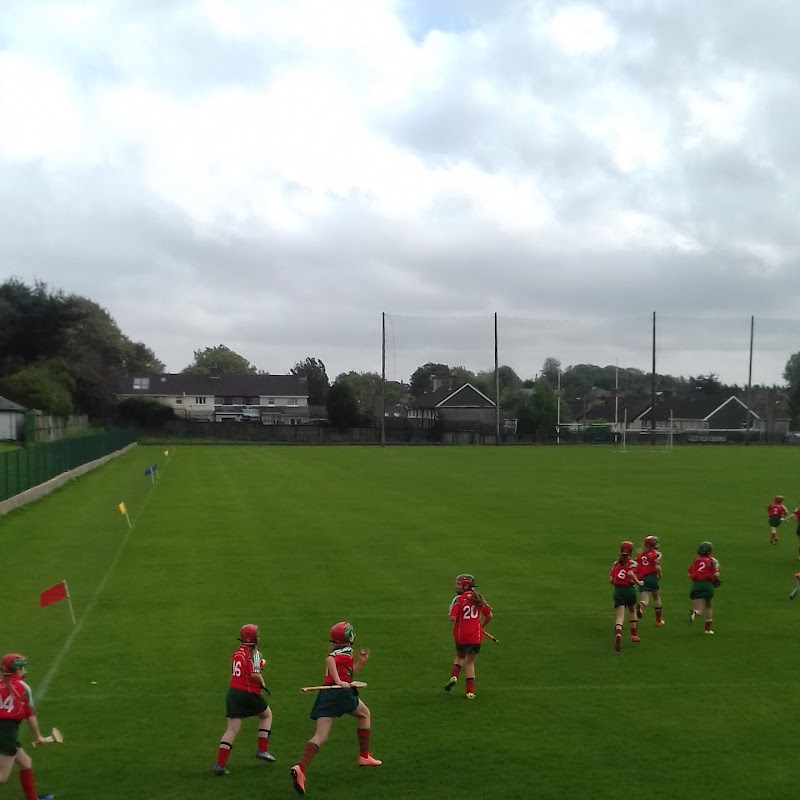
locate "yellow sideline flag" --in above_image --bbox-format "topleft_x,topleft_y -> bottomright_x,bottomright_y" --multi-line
118,502 -> 127,516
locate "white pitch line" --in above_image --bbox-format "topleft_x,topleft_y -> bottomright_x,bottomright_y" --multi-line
48,679 -> 800,702
37,454 -> 172,703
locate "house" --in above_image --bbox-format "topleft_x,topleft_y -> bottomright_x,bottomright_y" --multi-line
408,380 -> 496,430
573,397 -> 649,430
0,395 -> 26,441
118,373 -> 310,424
629,393 -> 762,433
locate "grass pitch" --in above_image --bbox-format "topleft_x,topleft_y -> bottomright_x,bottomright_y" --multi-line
3,444 -> 800,800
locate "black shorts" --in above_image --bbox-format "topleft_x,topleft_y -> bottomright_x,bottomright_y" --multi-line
225,687 -> 268,719
455,643 -> 482,655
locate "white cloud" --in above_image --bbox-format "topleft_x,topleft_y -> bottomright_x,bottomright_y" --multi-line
1,0 -> 800,385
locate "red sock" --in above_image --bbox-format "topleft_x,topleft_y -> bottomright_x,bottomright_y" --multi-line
705,620 -> 713,631
465,677 -> 475,694
450,664 -> 462,679
630,622 -> 638,637
298,741 -> 320,772
655,607 -> 662,623
357,727 -> 371,756
217,742 -> 232,767
258,728 -> 270,753
20,767 -> 37,800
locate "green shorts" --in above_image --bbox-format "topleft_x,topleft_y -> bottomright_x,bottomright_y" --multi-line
225,687 -> 268,719
613,585 -> 637,608
690,580 -> 715,600
310,687 -> 360,720
0,719 -> 21,757
638,573 -> 660,593
769,516 -> 783,528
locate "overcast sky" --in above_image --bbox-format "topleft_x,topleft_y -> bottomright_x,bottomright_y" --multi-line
3,0 -> 800,386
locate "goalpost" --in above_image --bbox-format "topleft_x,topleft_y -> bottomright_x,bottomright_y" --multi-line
617,409 -> 673,452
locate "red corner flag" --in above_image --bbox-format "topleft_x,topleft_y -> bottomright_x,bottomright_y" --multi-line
40,581 -> 67,607
39,580 -> 76,625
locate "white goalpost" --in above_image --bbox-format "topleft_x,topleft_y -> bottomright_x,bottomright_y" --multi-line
617,409 -> 674,452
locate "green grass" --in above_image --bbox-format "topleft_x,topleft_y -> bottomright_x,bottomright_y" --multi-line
3,444 -> 800,800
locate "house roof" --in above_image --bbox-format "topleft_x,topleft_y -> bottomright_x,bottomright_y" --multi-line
635,393 -> 760,423
119,373 -> 308,397
0,394 -> 26,412
410,382 -> 496,409
575,398 -> 649,423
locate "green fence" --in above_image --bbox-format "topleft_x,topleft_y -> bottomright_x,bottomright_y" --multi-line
0,428 -> 136,503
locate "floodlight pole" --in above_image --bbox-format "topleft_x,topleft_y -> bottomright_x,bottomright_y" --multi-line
494,312 -> 500,445
651,311 -> 657,447
745,315 -> 754,445
381,311 -> 386,447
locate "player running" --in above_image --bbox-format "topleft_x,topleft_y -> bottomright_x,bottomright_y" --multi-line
0,654 -> 55,800
290,621 -> 380,796
635,535 -> 664,626
688,542 -> 721,634
787,503 -> 800,558
767,495 -> 789,545
610,542 -> 644,651
444,574 -> 493,699
213,624 -> 275,776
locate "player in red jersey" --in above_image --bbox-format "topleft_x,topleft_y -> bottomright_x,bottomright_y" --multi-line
0,654 -> 54,800
788,503 -> 800,558
213,624 -> 274,776
610,541 -> 644,651
290,621 -> 379,796
444,574 -> 493,699
790,571 -> 800,600
767,495 -> 788,545
635,535 -> 664,626
687,542 -> 720,634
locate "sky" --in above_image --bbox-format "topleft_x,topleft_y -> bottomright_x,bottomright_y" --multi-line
2,0 -> 800,386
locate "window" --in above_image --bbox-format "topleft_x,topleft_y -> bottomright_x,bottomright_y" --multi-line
267,399 -> 275,405
133,377 -> 150,390
195,397 -> 207,404
175,397 -> 182,405
288,398 -> 298,406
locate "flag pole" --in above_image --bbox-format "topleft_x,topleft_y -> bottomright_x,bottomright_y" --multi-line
63,580 -> 77,626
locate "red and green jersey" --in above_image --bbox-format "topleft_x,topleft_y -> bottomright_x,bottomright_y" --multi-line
688,556 -> 719,582
792,507 -> 800,523
768,502 -> 788,518
449,592 -> 493,645
0,677 -> 34,722
609,559 -> 638,586
229,646 -> 261,694
324,646 -> 354,685
635,549 -> 660,578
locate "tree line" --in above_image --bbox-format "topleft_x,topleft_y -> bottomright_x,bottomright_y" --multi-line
2,278 -> 798,431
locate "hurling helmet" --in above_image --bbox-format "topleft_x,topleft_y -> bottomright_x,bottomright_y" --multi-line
239,624 -> 259,645
1,654 -> 27,675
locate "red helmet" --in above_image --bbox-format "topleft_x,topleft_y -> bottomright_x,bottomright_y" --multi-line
239,624 -> 259,645
455,574 -> 476,592
620,541 -> 634,554
329,621 -> 355,645
1,654 -> 27,675
643,535 -> 659,549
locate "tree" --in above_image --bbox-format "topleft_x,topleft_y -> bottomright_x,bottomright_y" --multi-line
0,359 -> 75,416
326,380 -> 360,428
784,352 -> 800,392
333,371 -> 406,423
291,357 -> 330,404
409,363 -> 477,398
689,373 -> 724,394
114,396 -> 175,427
123,339 -> 165,373
182,345 -> 258,375
540,357 -> 561,388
